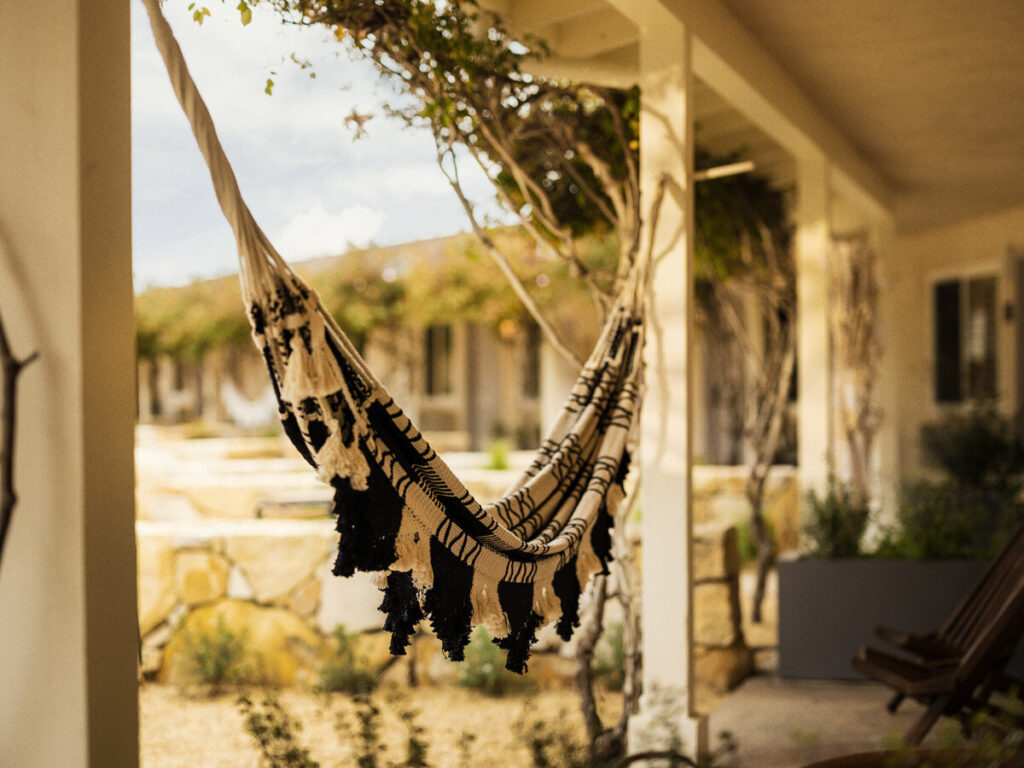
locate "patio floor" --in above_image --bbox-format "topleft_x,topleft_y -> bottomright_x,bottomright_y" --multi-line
708,674 -> 944,768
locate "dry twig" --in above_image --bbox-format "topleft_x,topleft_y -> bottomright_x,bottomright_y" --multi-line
0,308 -> 38,568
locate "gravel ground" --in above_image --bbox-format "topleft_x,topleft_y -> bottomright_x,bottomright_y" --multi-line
141,683 -> 623,768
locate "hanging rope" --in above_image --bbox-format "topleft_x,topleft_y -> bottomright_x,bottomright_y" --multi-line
142,0 -> 647,672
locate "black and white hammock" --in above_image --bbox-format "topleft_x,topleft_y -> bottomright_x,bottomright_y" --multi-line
143,0 -> 645,672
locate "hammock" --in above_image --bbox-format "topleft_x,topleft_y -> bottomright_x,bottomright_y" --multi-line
142,0 -> 646,672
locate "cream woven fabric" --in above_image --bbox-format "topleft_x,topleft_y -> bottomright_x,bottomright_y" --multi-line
143,0 -> 644,671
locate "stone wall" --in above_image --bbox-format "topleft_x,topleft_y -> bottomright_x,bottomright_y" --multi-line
693,465 -> 800,553
137,517 -> 753,696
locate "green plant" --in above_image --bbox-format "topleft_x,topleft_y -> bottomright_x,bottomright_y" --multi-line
485,439 -> 511,471
594,621 -> 625,692
317,624 -> 379,695
876,480 -> 989,561
736,516 -> 775,566
180,614 -> 251,693
882,692 -> 1024,767
238,692 -> 319,768
921,407 -> 1023,492
456,626 -> 514,695
803,481 -> 871,559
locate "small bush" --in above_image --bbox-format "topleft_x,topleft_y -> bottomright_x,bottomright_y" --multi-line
735,517 -> 776,566
921,406 -> 1023,492
485,439 -> 511,471
802,482 -> 871,558
875,480 -> 989,560
317,624 -> 378,695
594,621 -> 625,692
238,692 -> 319,768
180,615 -> 251,693
456,627 -> 513,695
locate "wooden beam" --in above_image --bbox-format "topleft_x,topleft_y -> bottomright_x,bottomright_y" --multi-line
549,6 -> 637,59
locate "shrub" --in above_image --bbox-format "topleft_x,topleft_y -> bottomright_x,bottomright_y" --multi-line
456,627 -> 513,695
920,406 -> 1023,492
594,621 -> 625,692
876,480 -> 993,561
485,439 -> 511,471
802,481 -> 871,558
317,624 -> 378,695
238,692 -> 319,768
180,614 -> 251,693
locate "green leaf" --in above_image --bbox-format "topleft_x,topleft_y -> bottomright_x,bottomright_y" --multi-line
192,6 -> 211,24
264,78 -> 274,96
237,1 -> 252,26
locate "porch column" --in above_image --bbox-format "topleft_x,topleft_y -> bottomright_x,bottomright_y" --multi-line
0,2 -> 138,766
796,154 -> 833,501
614,1 -> 708,760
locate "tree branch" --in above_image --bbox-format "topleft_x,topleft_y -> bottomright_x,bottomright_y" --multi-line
438,148 -> 585,369
0,308 -> 38,569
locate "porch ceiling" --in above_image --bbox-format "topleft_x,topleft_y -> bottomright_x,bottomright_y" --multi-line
493,0 -> 1024,232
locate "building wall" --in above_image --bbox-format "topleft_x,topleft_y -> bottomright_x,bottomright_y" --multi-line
885,203 -> 1024,481
0,2 -> 138,766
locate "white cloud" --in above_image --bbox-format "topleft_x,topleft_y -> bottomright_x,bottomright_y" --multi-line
276,204 -> 384,259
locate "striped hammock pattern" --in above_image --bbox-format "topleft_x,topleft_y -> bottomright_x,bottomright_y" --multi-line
143,0 -> 644,672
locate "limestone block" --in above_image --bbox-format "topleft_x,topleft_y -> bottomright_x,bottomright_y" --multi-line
707,490 -> 750,526
175,550 -> 230,606
764,479 -> 800,552
693,524 -> 740,583
694,643 -> 753,693
227,565 -> 254,600
523,652 -> 577,688
137,536 -> 177,636
317,564 -> 388,634
288,578 -> 322,618
226,533 -> 332,603
181,486 -> 261,519
693,582 -> 739,648
159,599 -> 323,687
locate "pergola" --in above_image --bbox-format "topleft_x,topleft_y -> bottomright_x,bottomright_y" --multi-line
2,1 -> 1024,765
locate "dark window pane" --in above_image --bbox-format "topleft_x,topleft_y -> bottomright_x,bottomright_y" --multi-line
935,280 -> 962,402
966,277 -> 997,399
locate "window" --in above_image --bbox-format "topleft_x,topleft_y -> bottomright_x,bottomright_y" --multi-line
934,275 -> 998,402
424,324 -> 453,396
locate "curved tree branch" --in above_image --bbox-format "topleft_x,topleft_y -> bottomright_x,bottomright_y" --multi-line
0,308 -> 38,569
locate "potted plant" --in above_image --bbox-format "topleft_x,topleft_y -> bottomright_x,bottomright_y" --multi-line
778,408 -> 1024,680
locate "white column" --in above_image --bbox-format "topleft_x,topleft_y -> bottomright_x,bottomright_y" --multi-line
618,2 -> 708,761
796,154 -> 833,503
0,2 -> 137,766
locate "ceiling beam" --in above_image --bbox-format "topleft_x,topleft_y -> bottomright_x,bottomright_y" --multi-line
548,7 -> 637,59
508,0 -> 604,30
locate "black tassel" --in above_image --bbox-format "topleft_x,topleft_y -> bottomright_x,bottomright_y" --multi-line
330,446 -> 404,577
494,580 -> 542,674
379,571 -> 423,655
552,556 -> 582,641
591,503 -> 614,576
422,538 -> 474,661
614,449 -> 632,487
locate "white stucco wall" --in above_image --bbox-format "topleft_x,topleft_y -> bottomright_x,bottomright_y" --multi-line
884,203 -> 1024,481
0,2 -> 138,766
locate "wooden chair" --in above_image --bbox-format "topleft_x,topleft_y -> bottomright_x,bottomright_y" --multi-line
872,522 -> 1024,675
851,561 -> 1024,745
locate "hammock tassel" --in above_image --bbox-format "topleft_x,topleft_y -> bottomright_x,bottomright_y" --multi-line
470,569 -> 510,638
281,311 -> 346,401
392,513 -> 433,591
315,419 -> 370,490
532,579 -> 563,627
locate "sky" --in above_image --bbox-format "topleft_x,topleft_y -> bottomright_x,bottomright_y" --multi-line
131,0 -> 499,290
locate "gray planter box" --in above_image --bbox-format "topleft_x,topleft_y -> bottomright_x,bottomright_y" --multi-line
778,558 -> 1024,680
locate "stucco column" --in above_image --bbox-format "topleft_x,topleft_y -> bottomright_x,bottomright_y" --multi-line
796,154 -> 833,502
615,2 -> 708,761
0,2 -> 138,766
